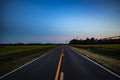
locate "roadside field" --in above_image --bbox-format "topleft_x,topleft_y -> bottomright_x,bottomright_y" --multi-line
71,44 -> 120,59
0,45 -> 57,76
70,44 -> 120,74
72,44 -> 120,49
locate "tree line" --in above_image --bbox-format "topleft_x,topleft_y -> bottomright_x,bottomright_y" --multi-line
0,43 -> 58,46
69,37 -> 120,44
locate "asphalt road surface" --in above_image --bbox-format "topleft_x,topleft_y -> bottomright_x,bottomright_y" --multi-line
0,45 -> 120,80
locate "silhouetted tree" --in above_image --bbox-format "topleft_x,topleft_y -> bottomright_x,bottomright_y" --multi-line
69,36 -> 120,44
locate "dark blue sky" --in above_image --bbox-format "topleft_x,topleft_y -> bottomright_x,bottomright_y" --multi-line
1,0 -> 120,43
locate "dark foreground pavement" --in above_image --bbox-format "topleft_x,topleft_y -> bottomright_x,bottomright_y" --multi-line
0,45 -> 120,80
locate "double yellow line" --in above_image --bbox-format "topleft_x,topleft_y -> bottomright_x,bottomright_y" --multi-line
55,48 -> 64,80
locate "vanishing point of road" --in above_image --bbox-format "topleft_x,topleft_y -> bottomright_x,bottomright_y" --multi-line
0,45 -> 120,80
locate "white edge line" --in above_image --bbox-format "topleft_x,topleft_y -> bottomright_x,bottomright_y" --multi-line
0,50 -> 54,79
73,50 -> 120,78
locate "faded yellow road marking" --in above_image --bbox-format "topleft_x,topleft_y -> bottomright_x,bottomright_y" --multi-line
55,48 -> 64,80
60,72 -> 64,80
62,53 -> 64,56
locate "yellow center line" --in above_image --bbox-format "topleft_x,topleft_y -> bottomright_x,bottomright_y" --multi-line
60,72 -> 64,80
62,53 -> 64,56
54,48 -> 64,80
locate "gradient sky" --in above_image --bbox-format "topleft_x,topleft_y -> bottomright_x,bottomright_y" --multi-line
1,0 -> 120,43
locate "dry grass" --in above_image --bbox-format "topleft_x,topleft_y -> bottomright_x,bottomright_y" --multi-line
70,46 -> 120,74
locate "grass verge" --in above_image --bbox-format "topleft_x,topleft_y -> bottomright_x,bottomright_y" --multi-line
0,45 -> 57,76
69,44 -> 120,75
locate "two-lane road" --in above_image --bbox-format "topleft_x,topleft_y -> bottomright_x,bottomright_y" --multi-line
0,46 -> 120,80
